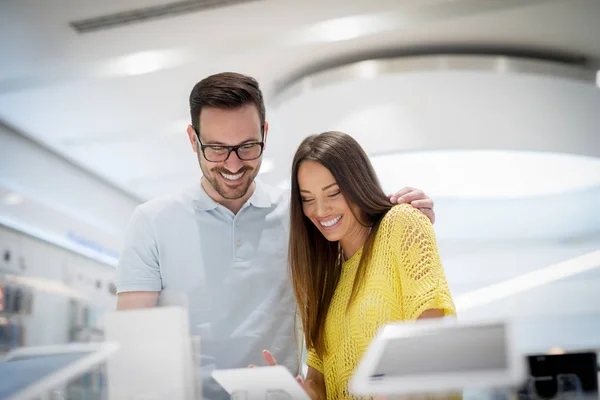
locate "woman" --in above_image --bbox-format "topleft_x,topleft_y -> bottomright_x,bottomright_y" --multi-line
289,131 -> 456,399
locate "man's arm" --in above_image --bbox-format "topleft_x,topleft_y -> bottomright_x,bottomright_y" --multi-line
117,291 -> 159,310
115,206 -> 162,309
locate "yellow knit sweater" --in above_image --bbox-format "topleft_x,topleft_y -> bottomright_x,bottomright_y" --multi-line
306,204 -> 456,399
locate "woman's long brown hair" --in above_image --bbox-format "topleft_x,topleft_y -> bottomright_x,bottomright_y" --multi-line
289,131 -> 393,357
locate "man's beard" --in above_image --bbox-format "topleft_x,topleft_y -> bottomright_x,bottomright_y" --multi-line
199,156 -> 260,200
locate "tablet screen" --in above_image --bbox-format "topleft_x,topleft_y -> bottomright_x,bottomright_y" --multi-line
212,365 -> 309,400
371,323 -> 508,379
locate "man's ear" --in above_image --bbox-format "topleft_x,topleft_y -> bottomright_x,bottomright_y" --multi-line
262,121 -> 269,150
186,125 -> 198,153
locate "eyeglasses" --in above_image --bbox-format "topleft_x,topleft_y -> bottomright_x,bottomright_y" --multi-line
194,128 -> 264,162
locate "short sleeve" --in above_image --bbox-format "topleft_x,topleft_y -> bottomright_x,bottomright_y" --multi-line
116,206 -> 162,293
306,346 -> 324,374
390,205 -> 456,320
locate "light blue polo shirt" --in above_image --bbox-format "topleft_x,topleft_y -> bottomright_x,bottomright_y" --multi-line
116,180 -> 298,400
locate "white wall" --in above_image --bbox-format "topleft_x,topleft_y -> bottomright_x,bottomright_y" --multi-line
0,122 -> 139,264
0,225 -> 116,347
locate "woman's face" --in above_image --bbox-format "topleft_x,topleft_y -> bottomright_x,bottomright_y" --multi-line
297,160 -> 362,243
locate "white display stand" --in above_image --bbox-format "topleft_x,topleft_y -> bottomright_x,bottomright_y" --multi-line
103,306 -> 196,400
1,342 -> 119,400
350,318 -> 526,397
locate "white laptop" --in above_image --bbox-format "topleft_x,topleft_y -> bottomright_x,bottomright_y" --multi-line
103,306 -> 197,400
212,365 -> 310,399
0,341 -> 119,400
349,318 -> 526,397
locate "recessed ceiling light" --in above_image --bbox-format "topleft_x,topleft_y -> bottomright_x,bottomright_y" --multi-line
309,16 -> 374,42
285,13 -> 395,44
354,60 -> 380,80
3,193 -> 23,206
100,49 -> 188,77
372,150 -> 600,199
121,51 -> 165,76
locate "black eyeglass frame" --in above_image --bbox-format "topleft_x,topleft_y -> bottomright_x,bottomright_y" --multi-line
193,126 -> 265,162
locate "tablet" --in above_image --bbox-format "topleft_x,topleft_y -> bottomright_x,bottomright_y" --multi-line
0,341 -> 119,400
212,365 -> 310,399
349,318 -> 526,397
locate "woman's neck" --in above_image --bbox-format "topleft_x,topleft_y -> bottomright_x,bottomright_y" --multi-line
339,224 -> 370,261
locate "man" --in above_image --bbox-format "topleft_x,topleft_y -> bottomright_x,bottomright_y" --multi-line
116,72 -> 436,399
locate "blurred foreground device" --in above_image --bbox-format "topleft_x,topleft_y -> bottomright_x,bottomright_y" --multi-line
103,306 -> 196,400
518,352 -> 598,399
0,342 -> 118,400
349,318 -> 526,397
212,365 -> 310,400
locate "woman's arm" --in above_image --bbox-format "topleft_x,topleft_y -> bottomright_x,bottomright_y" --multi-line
301,366 -> 326,400
417,308 -> 445,319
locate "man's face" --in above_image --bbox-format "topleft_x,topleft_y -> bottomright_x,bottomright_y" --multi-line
188,104 -> 266,200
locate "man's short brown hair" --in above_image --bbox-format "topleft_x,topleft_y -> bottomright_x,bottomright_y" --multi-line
189,72 -> 266,133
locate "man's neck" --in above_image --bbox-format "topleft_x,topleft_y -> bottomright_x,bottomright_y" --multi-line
200,177 -> 256,215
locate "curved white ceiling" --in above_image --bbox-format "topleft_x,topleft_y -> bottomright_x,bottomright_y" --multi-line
267,57 -> 599,177
265,55 -> 600,240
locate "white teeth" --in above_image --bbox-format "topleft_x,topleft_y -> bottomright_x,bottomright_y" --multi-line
320,216 -> 341,227
221,171 -> 244,181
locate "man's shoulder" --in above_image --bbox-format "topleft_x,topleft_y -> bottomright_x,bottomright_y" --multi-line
136,184 -> 197,220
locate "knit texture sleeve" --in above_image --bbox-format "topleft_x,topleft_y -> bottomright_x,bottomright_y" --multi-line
306,346 -> 324,374
389,204 -> 456,320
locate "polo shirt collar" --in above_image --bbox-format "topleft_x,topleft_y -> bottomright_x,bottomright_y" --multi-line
192,179 -> 274,211
192,182 -> 219,211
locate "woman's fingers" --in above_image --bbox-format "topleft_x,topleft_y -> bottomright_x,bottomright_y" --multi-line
262,349 -> 278,366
